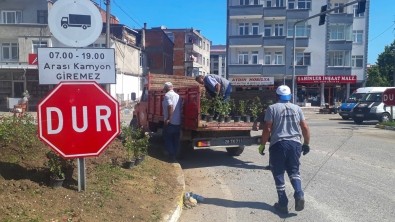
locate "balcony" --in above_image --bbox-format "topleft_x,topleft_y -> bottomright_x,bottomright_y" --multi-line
262,65 -> 286,74
328,41 -> 353,51
229,5 -> 263,19
228,35 -> 263,47
286,9 -> 309,20
328,14 -> 354,24
228,64 -> 262,75
263,7 -> 286,19
263,36 -> 286,47
0,23 -> 49,39
327,67 -> 352,75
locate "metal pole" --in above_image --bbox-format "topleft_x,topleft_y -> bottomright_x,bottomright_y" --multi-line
78,158 -> 86,191
292,23 -> 297,104
105,0 -> 111,93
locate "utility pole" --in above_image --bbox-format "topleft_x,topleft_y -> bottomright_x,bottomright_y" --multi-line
105,0 -> 111,93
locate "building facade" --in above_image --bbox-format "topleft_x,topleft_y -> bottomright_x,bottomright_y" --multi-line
210,45 -> 227,79
227,0 -> 369,106
0,0 -> 145,111
164,28 -> 211,76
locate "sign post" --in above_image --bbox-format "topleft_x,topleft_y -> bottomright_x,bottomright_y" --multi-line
383,88 -> 395,121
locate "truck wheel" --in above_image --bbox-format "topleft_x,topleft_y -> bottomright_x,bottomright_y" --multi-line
342,116 -> 349,120
62,24 -> 68,29
226,146 -> 244,156
354,117 -> 363,124
82,25 -> 87,29
380,113 -> 391,122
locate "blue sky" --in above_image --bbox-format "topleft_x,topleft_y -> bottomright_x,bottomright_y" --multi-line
94,0 -> 394,65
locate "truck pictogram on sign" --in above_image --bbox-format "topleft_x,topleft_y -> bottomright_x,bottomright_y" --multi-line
61,14 -> 91,29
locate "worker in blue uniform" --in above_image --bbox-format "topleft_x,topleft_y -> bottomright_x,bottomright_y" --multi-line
259,85 -> 311,214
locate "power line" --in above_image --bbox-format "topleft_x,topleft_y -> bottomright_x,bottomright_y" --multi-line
369,22 -> 395,43
112,0 -> 143,28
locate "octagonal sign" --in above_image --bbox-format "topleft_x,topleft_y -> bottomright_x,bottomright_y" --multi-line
38,82 -> 120,158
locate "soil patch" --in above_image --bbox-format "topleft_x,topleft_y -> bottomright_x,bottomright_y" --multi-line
0,134 -> 180,222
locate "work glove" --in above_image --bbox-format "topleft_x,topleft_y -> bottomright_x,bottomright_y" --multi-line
258,144 -> 266,155
302,144 -> 310,155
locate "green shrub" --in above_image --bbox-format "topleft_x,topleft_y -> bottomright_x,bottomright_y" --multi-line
0,114 -> 39,150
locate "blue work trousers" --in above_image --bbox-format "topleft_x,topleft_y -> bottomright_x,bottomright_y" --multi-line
163,124 -> 181,158
269,140 -> 304,207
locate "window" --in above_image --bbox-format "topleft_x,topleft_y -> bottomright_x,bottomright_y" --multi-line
274,52 -> 283,65
240,0 -> 249,5
329,51 -> 351,67
264,25 -> 272,36
88,43 -> 106,48
266,0 -> 272,7
252,51 -> 259,64
1,43 -> 19,60
288,0 -> 295,9
296,52 -> 311,65
238,52 -> 249,64
252,23 -> 259,35
264,52 -> 271,64
1,10 -> 22,24
329,24 -> 352,41
353,5 -> 365,17
352,55 -> 363,68
252,0 -> 260,5
275,0 -> 284,7
32,40 -> 47,53
239,23 -> 249,35
287,21 -> 311,37
353,30 -> 363,44
37,10 -> 47,24
333,3 -> 344,14
298,0 -> 311,9
274,24 -> 284,36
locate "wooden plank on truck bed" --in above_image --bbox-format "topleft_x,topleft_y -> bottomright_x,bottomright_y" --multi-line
148,74 -> 199,90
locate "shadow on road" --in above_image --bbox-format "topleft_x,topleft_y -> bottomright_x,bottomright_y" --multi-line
202,197 -> 297,219
179,148 -> 266,170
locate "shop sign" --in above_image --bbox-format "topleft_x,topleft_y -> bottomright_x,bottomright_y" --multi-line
296,75 -> 357,84
229,76 -> 274,86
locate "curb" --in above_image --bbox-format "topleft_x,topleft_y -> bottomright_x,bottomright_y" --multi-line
162,162 -> 185,222
375,124 -> 395,131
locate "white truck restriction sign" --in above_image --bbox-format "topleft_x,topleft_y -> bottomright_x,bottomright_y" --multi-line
38,48 -> 115,85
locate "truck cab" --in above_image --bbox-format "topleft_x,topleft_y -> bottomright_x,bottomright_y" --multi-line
351,87 -> 395,124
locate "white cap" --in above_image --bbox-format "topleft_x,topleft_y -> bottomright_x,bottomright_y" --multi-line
276,85 -> 291,101
164,82 -> 173,89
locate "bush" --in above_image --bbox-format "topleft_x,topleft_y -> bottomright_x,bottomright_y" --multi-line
0,114 -> 39,150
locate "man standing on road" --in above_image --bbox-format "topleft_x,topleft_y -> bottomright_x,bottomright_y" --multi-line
195,74 -> 232,100
162,82 -> 182,163
259,85 -> 311,214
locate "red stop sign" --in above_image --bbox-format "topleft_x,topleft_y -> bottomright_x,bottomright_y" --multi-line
383,88 -> 395,106
38,82 -> 120,158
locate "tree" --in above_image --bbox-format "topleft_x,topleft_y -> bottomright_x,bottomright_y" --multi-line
369,39 -> 395,86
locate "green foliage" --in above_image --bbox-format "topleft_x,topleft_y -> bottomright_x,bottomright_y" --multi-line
237,100 -> 246,116
248,97 -> 263,118
0,114 -> 39,150
212,97 -> 231,116
200,94 -> 210,115
45,151 -> 65,179
121,126 -> 149,160
368,39 -> 395,86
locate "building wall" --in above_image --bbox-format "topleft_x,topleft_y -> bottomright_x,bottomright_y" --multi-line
145,28 -> 174,75
227,0 -> 370,105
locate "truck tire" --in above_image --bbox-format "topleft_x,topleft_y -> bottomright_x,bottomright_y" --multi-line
342,116 -> 349,120
226,146 -> 244,156
62,24 -> 68,29
380,113 -> 391,122
354,117 -> 364,124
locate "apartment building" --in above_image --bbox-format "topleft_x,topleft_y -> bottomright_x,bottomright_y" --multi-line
0,0 -> 145,111
164,28 -> 211,76
227,0 -> 369,106
210,45 -> 227,79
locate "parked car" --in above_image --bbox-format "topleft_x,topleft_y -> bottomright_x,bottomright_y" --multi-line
339,87 -> 385,120
351,87 -> 395,124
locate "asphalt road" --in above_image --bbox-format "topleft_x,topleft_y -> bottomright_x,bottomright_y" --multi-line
179,113 -> 395,222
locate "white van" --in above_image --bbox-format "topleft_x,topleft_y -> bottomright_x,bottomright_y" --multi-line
338,87 -> 384,120
351,87 -> 395,124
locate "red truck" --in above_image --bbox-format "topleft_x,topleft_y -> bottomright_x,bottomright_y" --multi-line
132,74 -> 260,156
